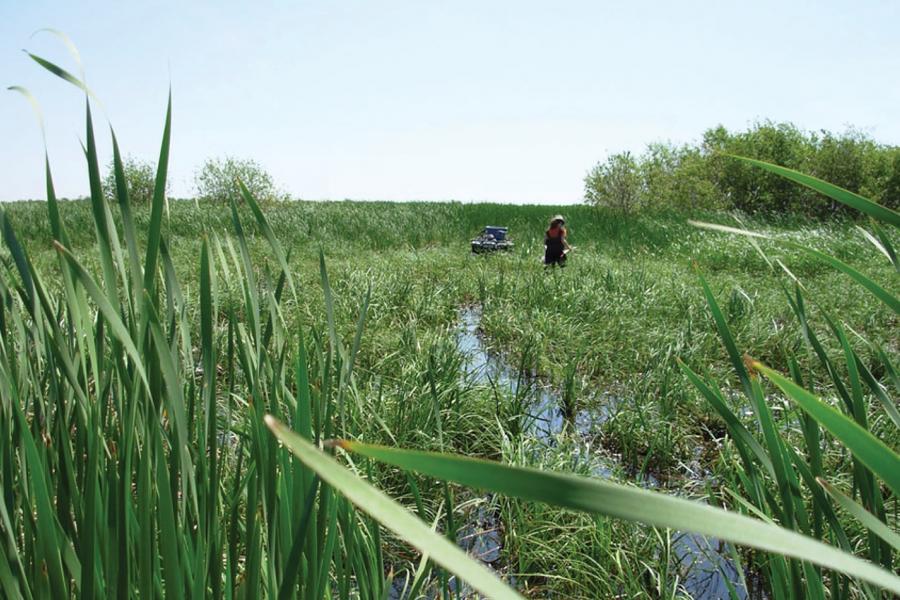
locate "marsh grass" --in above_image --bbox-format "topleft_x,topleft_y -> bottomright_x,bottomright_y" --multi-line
2,47 -> 899,599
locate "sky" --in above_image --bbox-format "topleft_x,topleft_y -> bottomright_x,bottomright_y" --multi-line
1,1 -> 899,204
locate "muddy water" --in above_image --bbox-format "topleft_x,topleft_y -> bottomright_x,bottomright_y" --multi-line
455,306 -> 749,600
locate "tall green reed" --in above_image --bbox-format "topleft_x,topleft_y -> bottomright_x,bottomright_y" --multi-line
269,161 -> 900,598
1,49 -> 447,599
680,159 -> 899,598
3,41 -> 898,599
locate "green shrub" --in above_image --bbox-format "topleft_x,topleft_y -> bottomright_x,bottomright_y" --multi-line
584,151 -> 643,213
586,121 -> 900,216
194,156 -> 286,203
640,143 -> 721,211
102,155 -> 161,205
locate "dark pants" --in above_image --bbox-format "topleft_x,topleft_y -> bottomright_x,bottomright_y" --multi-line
544,251 -> 566,267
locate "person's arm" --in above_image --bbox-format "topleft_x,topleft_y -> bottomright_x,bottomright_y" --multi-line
562,230 -> 572,250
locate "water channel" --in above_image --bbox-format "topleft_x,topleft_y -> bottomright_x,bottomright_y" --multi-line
452,305 -> 749,600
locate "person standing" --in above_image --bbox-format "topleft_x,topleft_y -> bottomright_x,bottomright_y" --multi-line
544,214 -> 571,267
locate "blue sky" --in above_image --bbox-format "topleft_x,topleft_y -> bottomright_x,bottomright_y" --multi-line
2,1 -> 899,204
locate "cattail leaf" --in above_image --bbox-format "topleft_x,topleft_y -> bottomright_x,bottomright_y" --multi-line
753,361 -> 900,498
265,416 -> 523,600
338,439 -> 900,595
143,90 -> 172,300
691,220 -> 899,314
818,478 -> 900,552
53,242 -> 150,394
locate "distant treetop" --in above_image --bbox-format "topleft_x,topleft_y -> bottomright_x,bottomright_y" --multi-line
194,156 -> 288,204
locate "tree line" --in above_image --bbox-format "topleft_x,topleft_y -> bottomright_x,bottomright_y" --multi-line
584,121 -> 900,216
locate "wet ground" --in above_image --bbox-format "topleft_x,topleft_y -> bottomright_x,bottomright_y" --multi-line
452,305 -> 749,600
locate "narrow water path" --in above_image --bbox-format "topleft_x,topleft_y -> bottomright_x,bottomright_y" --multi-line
455,305 -> 749,600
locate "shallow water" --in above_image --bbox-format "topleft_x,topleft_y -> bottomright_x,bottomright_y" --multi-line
456,499 -> 502,564
672,531 -> 748,599
458,306 -> 614,441
454,305 -> 749,600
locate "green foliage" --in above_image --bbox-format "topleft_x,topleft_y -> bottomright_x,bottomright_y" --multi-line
641,143 -> 721,211
5,40 -> 899,600
882,148 -> 900,207
194,156 -> 286,204
266,419 -> 522,599
585,121 -> 900,216
682,157 -> 900,597
704,122 -> 813,214
583,151 -> 643,213
101,155 -> 160,205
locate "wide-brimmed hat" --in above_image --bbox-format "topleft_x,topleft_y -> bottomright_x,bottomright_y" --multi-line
551,214 -> 565,224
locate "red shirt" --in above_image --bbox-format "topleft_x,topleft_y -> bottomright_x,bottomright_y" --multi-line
546,225 -> 566,239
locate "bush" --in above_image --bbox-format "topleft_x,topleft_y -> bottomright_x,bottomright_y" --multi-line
585,146 -> 720,213
102,156 -> 161,205
703,122 -> 814,214
194,156 -> 286,204
585,121 -> 900,217
882,149 -> 900,210
640,143 -> 720,211
584,152 -> 643,213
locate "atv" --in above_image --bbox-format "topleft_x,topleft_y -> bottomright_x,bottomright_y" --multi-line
471,226 -> 513,253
